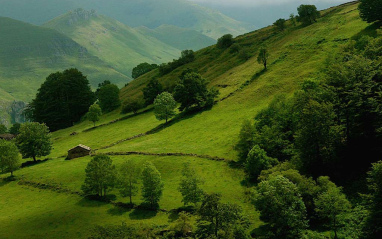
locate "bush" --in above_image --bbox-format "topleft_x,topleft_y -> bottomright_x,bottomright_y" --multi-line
158,50 -> 195,76
297,5 -> 320,25
132,63 -> 158,79
217,34 -> 234,49
273,18 -> 286,31
121,100 -> 143,114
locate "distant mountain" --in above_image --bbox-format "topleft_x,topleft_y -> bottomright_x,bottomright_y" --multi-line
44,9 -> 181,77
0,16 -> 129,124
135,25 -> 216,51
0,0 -> 250,39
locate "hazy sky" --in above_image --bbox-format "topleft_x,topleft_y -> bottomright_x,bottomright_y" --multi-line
190,0 -> 349,7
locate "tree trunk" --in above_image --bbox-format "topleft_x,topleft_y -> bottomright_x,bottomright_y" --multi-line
93,122 -> 96,127
334,216 -> 338,239
33,155 -> 36,162
264,61 -> 267,70
11,171 -> 13,176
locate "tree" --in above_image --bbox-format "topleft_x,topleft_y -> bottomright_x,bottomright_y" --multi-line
245,145 -> 279,181
81,155 -> 116,197
28,68 -> 95,131
117,160 -> 140,204
290,13 -> 297,26
142,79 -> 163,106
132,63 -> 158,79
315,186 -> 351,239
197,193 -> 247,238
365,161 -> 382,237
87,104 -> 102,127
0,140 -> 21,176
16,122 -> 52,162
173,71 -> 219,111
257,47 -> 269,70
121,100 -> 142,114
9,123 -> 21,135
178,163 -> 204,206
154,92 -> 177,123
95,80 -> 111,96
217,34 -> 234,49
179,50 -> 195,64
97,84 -> 121,113
273,18 -> 286,31
169,212 -> 194,237
359,0 -> 382,23
297,4 -> 320,25
0,124 -> 7,134
141,161 -> 164,208
235,120 -> 255,163
255,175 -> 308,238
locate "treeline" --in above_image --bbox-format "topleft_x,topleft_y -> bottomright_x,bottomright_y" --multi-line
235,32 -> 382,238
84,156 -> 250,239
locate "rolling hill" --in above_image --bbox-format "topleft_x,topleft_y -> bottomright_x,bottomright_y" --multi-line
0,0 -> 251,40
0,16 -> 129,125
0,2 -> 375,238
43,9 -> 181,78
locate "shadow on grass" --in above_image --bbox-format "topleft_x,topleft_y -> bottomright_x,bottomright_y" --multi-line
0,177 -> 16,187
352,22 -> 382,40
77,194 -> 117,207
21,158 -> 51,168
168,206 -> 196,222
108,203 -> 133,216
129,209 -> 158,220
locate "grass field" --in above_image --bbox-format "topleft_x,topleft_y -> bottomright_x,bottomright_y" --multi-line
0,2 -> 374,238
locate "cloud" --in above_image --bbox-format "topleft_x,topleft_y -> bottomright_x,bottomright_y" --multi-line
189,0 -> 349,7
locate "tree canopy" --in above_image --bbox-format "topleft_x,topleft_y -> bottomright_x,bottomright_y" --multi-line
0,140 -> 21,176
27,69 -> 95,131
217,34 -> 234,49
297,4 -> 320,25
87,104 -> 102,127
132,63 -> 158,79
142,78 -> 163,106
173,71 -> 219,111
141,161 -> 164,208
97,83 -> 121,113
257,48 -> 269,69
359,0 -> 382,23
274,18 -> 286,31
0,124 -> 7,134
154,92 -> 177,123
16,122 -> 52,162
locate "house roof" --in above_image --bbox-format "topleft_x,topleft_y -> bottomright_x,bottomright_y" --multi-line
68,144 -> 91,151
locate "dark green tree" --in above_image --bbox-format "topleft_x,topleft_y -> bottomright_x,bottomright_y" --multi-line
0,140 -> 21,176
235,120 -> 255,163
178,163 -> 204,206
142,79 -> 163,106
121,100 -> 143,114
16,122 -> 52,162
9,123 -> 21,135
245,145 -> 279,181
315,186 -> 351,239
290,13 -> 297,26
255,175 -> 308,238
197,193 -> 248,238
297,5 -> 320,25
274,18 -> 286,31
87,103 -> 102,127
81,155 -> 116,197
257,47 -> 269,69
154,92 -> 177,123
141,161 -> 164,208
217,34 -> 234,49
173,71 -> 219,111
132,63 -> 158,79
97,84 -> 121,113
28,69 -> 95,131
118,160 -> 140,204
359,0 -> 382,23
0,124 -> 7,134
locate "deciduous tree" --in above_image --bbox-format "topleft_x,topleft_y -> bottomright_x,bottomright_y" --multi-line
0,140 -> 21,176
257,48 -> 269,69
16,122 -> 52,162
141,162 -> 164,208
118,160 -> 140,204
87,104 -> 102,127
297,5 -> 320,25
154,92 -> 177,123
81,155 -> 116,197
142,79 -> 163,106
97,84 -> 121,113
178,163 -> 204,206
359,0 -> 382,23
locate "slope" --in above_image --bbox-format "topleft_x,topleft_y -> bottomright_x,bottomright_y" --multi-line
0,2 -> 373,238
44,9 -> 181,77
135,25 -> 216,51
0,0 -> 251,39
0,16 -> 129,102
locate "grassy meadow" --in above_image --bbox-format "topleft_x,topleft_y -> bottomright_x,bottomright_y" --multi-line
0,2 -> 375,238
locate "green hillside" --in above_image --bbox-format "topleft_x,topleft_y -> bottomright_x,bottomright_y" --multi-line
0,2 -> 376,238
44,9 -> 182,77
0,16 -> 129,102
135,25 -> 216,51
0,0 -> 250,39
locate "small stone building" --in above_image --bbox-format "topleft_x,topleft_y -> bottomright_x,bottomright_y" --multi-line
0,134 -> 16,141
67,144 -> 91,160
